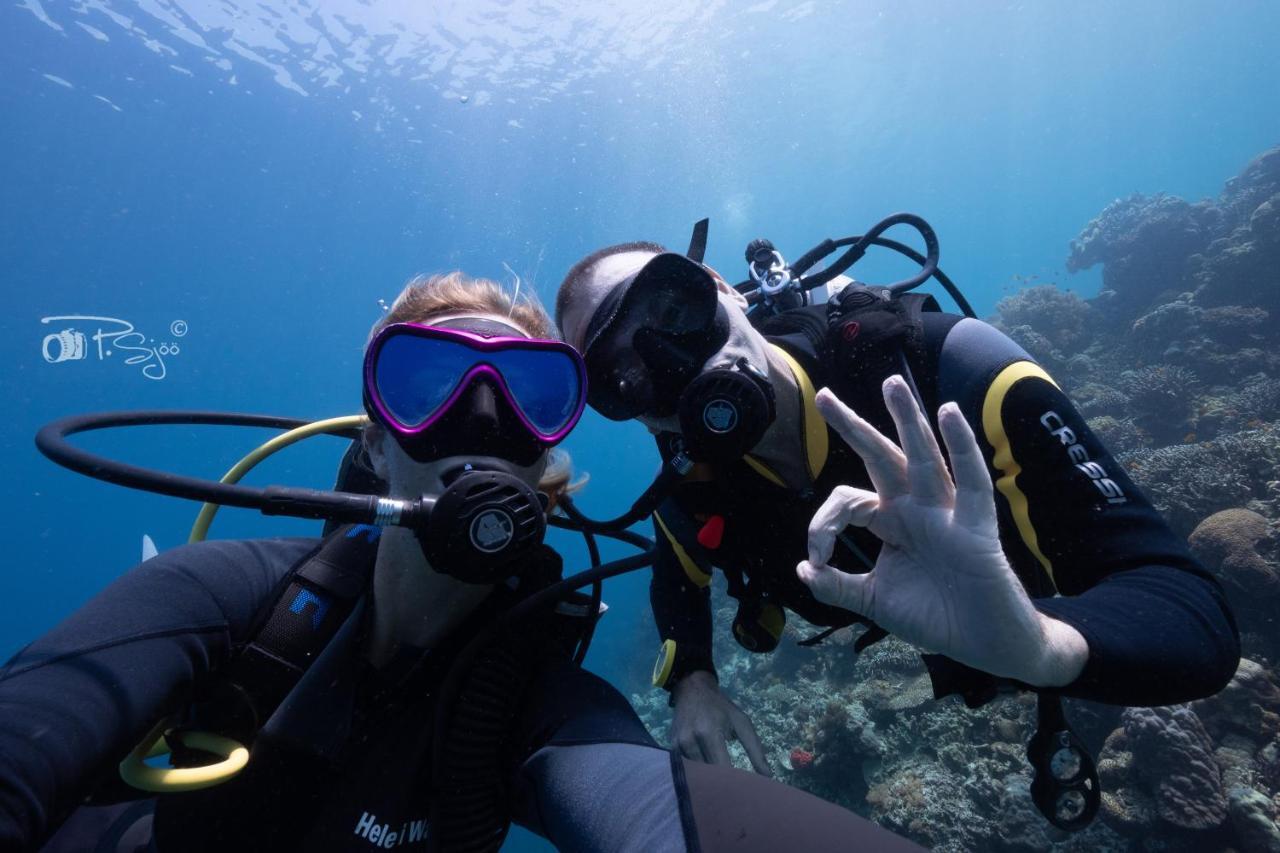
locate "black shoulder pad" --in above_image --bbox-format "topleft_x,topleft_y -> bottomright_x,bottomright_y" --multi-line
757,304 -> 829,357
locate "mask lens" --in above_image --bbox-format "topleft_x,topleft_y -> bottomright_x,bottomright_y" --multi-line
585,356 -> 646,421
372,328 -> 585,443
374,333 -> 474,428
624,261 -> 717,335
581,253 -> 724,420
491,347 -> 583,437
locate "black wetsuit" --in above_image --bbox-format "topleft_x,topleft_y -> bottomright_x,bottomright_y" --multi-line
0,534 -> 922,852
650,304 -> 1240,705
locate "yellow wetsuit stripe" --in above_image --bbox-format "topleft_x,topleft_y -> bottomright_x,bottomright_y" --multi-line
982,361 -> 1059,586
654,511 -> 712,588
742,455 -> 786,487
771,345 -> 829,480
743,345 -> 830,486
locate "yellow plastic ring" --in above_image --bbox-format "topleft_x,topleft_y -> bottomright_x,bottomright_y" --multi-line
652,639 -> 677,688
119,724 -> 250,793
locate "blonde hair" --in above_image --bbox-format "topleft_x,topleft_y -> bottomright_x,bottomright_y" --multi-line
366,272 -> 582,507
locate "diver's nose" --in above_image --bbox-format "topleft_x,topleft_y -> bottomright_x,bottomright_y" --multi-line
463,379 -> 501,437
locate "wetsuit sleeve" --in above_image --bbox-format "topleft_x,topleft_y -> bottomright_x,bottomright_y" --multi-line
937,317 -> 1239,705
0,538 -> 313,851
649,497 -> 717,689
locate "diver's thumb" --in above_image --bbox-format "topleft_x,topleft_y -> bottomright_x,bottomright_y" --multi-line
798,560 -> 869,615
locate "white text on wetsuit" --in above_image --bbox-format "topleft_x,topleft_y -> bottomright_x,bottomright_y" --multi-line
1040,411 -> 1128,504
353,811 -> 428,848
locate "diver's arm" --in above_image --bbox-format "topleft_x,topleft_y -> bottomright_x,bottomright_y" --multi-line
938,317 -> 1239,704
648,505 -> 772,774
0,538 -> 313,851
509,658 -> 923,852
648,502 -> 716,689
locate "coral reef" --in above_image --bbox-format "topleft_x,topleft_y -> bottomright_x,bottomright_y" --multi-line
1118,425 -> 1280,536
1067,193 -> 1221,325
1191,658 -> 1280,748
1068,146 -> 1280,325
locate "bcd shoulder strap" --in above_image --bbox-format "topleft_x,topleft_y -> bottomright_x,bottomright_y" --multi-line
824,285 -> 942,437
203,524 -> 380,739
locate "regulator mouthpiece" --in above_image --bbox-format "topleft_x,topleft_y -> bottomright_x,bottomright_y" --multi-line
677,358 -> 776,464
415,468 -> 546,584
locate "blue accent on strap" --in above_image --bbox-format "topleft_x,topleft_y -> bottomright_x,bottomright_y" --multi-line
346,524 -> 381,543
289,589 -> 330,630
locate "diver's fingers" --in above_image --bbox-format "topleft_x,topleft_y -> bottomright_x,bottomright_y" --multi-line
676,732 -> 706,764
732,711 -> 774,777
797,560 -> 873,617
938,402 -> 996,532
700,730 -> 734,767
816,388 -> 908,499
882,375 -> 955,508
808,486 -> 880,566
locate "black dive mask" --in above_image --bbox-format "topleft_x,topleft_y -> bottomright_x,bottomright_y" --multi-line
582,253 -> 731,421
676,357 -> 776,464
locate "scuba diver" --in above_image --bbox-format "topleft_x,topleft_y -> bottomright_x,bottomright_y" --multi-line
1,272 -> 924,852
554,217 -> 1241,831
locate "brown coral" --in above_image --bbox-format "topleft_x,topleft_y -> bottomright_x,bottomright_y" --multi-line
1122,705 -> 1228,831
1190,509 -> 1280,636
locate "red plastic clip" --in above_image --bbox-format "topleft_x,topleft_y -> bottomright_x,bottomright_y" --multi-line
697,514 -> 725,550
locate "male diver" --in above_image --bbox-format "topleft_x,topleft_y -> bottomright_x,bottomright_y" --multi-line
555,232 -> 1240,793
1,273 -> 923,852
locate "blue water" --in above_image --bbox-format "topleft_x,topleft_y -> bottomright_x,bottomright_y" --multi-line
3,2 -> 1277,849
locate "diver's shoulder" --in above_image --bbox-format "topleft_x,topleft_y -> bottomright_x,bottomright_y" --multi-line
932,315 -> 1035,366
139,536 -> 321,588
931,316 -> 1044,409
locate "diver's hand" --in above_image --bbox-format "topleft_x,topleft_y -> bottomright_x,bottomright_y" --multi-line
796,376 -> 1089,687
670,670 -> 773,776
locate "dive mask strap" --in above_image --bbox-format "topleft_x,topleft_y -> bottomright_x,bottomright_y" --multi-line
686,218 -> 710,264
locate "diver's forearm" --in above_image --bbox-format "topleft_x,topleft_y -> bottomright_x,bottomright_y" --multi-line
1033,564 -> 1240,704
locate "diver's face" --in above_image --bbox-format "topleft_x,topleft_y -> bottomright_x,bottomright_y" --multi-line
365,311 -> 549,497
